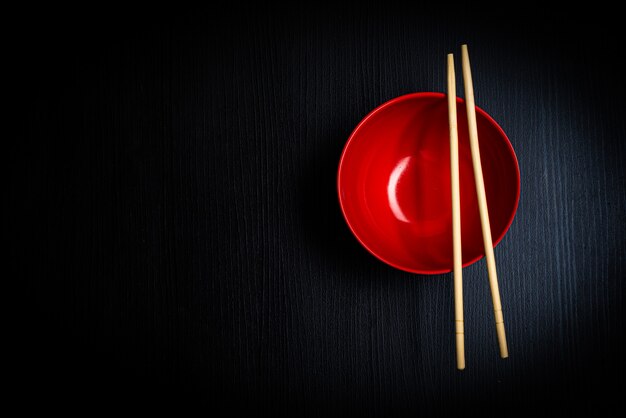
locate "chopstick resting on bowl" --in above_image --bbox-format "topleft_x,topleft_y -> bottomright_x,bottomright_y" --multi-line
447,53 -> 465,370
461,44 -> 509,358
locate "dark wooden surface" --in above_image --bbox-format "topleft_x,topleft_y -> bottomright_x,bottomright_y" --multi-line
16,4 -> 625,416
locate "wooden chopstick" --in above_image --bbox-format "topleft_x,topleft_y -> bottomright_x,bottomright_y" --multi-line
447,53 -> 465,370
461,44 -> 509,358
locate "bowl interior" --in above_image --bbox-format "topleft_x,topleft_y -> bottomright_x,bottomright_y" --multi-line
337,92 -> 520,274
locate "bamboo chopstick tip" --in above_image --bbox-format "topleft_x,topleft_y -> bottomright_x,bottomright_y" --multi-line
447,54 -> 454,67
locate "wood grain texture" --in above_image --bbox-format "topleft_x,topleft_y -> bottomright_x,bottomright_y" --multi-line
15,4 -> 625,417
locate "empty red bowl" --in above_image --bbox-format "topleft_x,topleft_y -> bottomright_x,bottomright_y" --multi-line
337,92 -> 520,274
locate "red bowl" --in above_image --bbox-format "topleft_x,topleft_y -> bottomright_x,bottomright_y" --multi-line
337,92 -> 520,274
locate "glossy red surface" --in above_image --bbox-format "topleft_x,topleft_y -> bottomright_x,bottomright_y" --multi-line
337,92 -> 520,274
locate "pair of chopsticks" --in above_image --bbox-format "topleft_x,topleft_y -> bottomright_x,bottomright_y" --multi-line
447,45 -> 508,370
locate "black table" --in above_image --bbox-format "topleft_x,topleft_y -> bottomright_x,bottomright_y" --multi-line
16,4 -> 625,416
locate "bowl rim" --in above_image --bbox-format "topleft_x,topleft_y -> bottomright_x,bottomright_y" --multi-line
337,91 -> 521,275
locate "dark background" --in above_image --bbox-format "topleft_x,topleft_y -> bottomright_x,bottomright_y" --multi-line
14,3 -> 625,416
